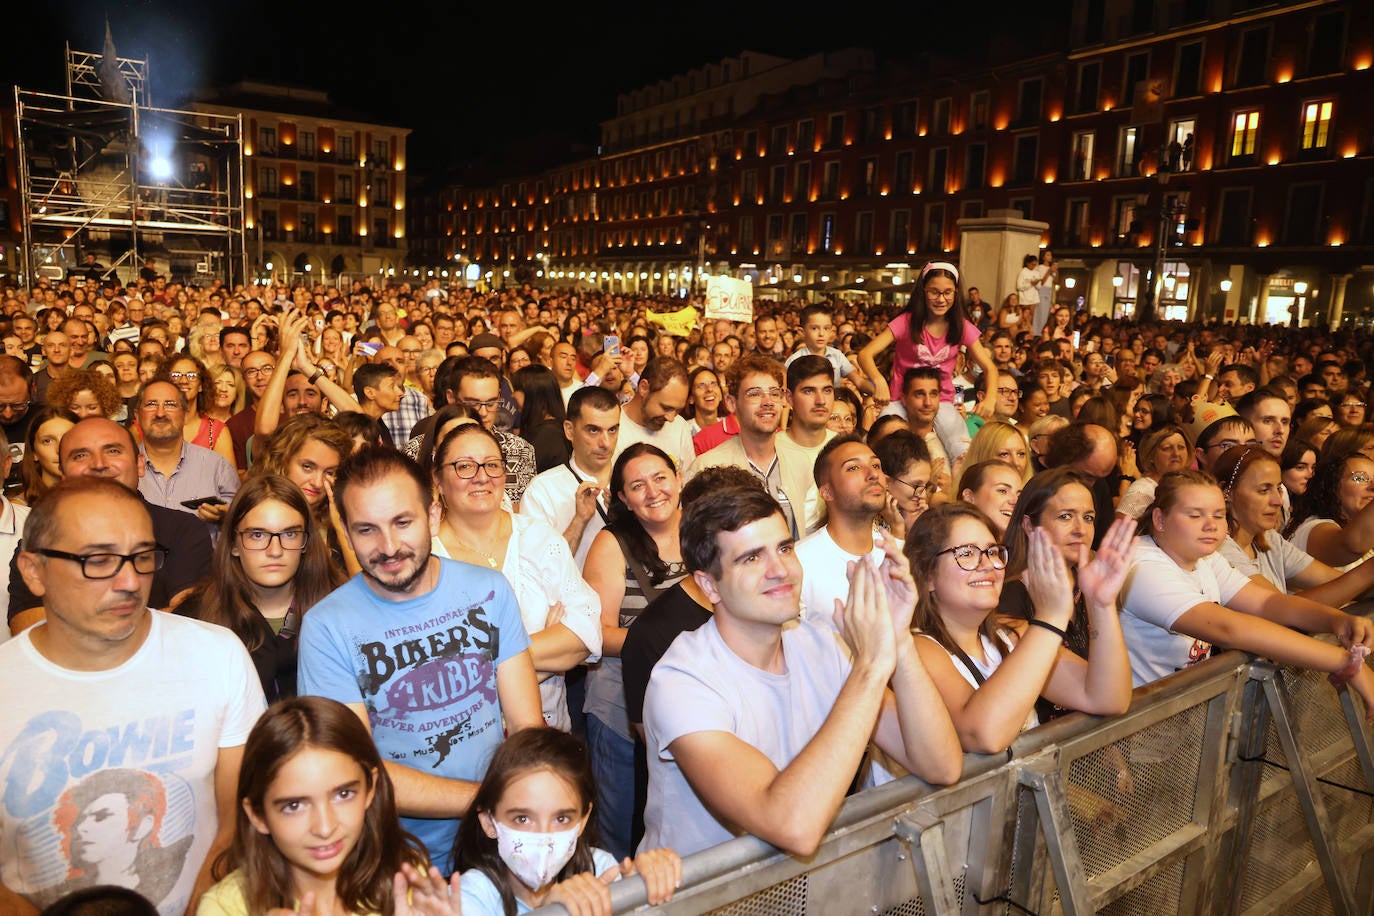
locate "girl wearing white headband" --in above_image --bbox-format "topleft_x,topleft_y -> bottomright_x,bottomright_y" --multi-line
858,261 -> 999,463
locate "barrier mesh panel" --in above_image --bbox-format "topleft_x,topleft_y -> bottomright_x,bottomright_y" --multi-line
1236,788 -> 1322,912
709,874 -> 806,916
1317,755 -> 1372,889
1265,667 -> 1353,766
1067,702 -> 1205,879
878,874 -> 966,916
1099,858 -> 1184,916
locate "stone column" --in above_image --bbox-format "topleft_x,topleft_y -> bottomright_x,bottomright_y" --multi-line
1327,273 -> 1353,330
956,209 -> 1050,310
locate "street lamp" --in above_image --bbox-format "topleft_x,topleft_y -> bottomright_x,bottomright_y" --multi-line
1219,279 -> 1233,292
1112,275 -> 1124,288
1293,280 -> 1309,327
1064,277 -> 1076,289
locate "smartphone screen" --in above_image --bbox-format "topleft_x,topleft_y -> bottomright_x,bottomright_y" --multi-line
604,335 -> 621,357
1072,331 -> 1081,348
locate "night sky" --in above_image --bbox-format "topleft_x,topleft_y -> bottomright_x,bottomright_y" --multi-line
5,1 -> 1032,175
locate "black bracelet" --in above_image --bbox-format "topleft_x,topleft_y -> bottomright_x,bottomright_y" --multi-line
1027,618 -> 1069,642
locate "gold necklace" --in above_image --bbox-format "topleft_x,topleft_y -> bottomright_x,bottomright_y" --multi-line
445,516 -> 506,569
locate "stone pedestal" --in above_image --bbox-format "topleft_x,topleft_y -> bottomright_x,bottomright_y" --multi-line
956,209 -> 1049,308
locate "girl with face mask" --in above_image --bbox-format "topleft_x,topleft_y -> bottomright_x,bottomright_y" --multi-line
454,729 -> 680,915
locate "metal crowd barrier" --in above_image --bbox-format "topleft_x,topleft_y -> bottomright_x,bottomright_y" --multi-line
533,606 -> 1374,915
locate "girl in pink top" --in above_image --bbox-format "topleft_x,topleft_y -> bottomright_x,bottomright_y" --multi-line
859,262 -> 999,461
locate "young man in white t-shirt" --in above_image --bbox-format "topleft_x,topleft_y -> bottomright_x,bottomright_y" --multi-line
0,478 -> 264,915
641,483 -> 961,857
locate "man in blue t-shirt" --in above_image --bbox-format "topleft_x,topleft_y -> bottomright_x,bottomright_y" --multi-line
298,446 -> 543,872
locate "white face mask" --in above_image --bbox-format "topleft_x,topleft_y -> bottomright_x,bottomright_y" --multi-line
493,821 -> 580,890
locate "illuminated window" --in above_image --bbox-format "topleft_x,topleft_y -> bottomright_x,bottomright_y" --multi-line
859,158 -> 877,197
1071,132 -> 1094,179
1230,110 -> 1260,161
1300,100 -> 1333,150
1117,126 -> 1140,176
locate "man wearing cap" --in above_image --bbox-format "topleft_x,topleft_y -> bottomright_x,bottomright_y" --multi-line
1190,406 -> 1256,475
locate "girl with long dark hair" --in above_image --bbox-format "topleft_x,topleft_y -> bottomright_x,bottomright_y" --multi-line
857,261 -> 1000,460
202,696 -> 457,914
178,476 -> 342,701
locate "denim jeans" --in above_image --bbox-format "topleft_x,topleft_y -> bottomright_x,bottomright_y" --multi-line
586,713 -> 635,860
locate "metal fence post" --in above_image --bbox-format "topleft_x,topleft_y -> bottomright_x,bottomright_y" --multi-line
1257,664 -> 1359,915
1019,757 -> 1096,915
893,810 -> 959,916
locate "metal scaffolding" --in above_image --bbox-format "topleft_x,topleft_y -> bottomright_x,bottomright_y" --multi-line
14,45 -> 247,287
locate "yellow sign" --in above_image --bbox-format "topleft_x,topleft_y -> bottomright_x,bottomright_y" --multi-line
646,305 -> 700,337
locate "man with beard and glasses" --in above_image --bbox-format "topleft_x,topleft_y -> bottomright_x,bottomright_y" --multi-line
297,446 -> 543,873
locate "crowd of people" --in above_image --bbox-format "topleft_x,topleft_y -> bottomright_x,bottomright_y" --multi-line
1,258 -> 1372,915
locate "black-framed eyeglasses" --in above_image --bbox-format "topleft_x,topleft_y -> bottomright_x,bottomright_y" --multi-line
237,528 -> 308,551
32,546 -> 168,580
459,397 -> 501,413
446,458 -> 506,479
889,476 -> 936,499
937,543 -> 1009,571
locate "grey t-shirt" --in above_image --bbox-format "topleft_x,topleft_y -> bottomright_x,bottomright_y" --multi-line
641,616 -> 850,856
1218,532 -> 1314,594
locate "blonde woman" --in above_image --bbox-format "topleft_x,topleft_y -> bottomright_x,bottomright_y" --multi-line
964,420 -> 1032,483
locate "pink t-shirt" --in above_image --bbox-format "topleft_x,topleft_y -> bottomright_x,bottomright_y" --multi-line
888,313 -> 981,403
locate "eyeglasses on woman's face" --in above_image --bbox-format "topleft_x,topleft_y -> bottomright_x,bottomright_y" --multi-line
936,543 -> 1009,571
